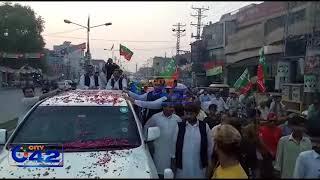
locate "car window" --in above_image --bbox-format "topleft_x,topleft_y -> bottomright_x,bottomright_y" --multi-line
10,106 -> 141,151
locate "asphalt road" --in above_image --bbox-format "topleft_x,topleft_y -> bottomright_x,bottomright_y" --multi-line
0,88 -> 41,131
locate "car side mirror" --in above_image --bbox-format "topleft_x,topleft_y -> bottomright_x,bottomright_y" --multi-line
0,129 -> 7,145
146,127 -> 160,142
164,168 -> 174,179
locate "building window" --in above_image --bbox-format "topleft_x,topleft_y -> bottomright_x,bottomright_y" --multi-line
288,9 -> 305,25
265,15 -> 285,36
205,34 -> 212,40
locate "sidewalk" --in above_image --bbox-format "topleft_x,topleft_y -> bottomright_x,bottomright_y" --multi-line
0,117 -> 18,133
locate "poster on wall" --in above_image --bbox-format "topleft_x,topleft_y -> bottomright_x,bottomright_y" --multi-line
277,61 -> 290,77
275,76 -> 289,90
304,75 -> 317,92
304,48 -> 320,75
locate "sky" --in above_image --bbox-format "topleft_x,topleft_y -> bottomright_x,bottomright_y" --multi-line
15,1 -> 261,72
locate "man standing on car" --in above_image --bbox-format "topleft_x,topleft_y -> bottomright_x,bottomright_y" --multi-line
104,58 -> 120,83
106,68 -> 127,90
79,64 -> 100,89
144,100 -> 182,178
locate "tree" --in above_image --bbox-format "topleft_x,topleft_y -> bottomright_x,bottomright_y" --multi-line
0,2 -> 47,72
0,2 -> 45,52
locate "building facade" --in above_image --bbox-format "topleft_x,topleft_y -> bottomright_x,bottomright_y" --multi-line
152,56 -> 172,76
91,59 -> 105,73
52,41 -> 86,82
222,1 -> 320,92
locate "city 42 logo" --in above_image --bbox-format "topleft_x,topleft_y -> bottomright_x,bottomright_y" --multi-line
8,144 -> 63,167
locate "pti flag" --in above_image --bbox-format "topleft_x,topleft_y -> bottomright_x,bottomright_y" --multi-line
120,44 -> 133,61
233,68 -> 253,95
203,61 -> 224,76
256,47 -> 267,93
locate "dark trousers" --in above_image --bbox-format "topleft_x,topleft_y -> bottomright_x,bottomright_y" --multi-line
158,174 -> 164,179
260,153 -> 275,178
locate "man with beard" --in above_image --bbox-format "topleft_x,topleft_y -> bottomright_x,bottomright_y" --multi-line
144,100 -> 182,178
173,103 -> 213,178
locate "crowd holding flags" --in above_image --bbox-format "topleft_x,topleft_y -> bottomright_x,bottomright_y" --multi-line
234,47 -> 267,95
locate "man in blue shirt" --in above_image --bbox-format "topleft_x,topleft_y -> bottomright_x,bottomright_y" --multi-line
293,143 -> 320,178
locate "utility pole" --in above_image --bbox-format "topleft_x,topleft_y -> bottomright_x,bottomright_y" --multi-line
191,6 -> 209,40
283,2 -> 290,57
64,16 -> 112,66
172,23 -> 186,56
136,63 -> 138,73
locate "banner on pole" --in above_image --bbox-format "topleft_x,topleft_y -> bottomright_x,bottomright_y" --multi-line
304,75 -> 317,92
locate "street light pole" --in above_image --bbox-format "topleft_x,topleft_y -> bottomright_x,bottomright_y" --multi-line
86,15 -> 91,62
64,16 -> 112,66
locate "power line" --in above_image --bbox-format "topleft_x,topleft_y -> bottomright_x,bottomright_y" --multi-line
102,46 -> 189,51
43,27 -> 85,36
43,34 -> 176,43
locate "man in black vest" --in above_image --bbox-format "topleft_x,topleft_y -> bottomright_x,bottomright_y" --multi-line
106,68 -> 127,90
104,58 -> 120,83
174,103 -> 213,178
79,64 -> 101,89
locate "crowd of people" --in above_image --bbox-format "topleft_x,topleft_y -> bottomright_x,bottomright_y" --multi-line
19,57 -> 320,179
123,77 -> 320,179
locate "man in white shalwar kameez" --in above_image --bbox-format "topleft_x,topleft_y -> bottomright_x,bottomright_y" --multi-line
174,103 -> 213,179
144,101 -> 182,178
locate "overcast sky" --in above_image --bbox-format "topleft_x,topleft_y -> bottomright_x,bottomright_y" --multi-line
15,1 -> 261,72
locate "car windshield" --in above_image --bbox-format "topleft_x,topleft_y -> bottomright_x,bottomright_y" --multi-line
10,106 -> 141,151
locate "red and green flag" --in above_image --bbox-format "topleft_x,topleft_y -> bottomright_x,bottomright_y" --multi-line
203,61 -> 224,76
256,47 -> 267,93
120,44 -> 133,61
233,68 -> 253,95
160,58 -> 179,80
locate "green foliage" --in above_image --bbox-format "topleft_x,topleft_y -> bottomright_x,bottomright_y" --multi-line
0,2 -> 45,52
0,2 -> 47,72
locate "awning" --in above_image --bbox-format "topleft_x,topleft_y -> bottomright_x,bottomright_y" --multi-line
0,66 -> 15,73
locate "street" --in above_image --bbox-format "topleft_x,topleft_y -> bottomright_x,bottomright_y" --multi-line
0,88 -> 41,125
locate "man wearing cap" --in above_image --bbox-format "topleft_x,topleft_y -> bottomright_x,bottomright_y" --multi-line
274,116 -> 312,178
144,100 -> 182,178
211,124 -> 248,179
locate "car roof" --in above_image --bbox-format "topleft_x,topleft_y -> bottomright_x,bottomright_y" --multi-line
40,90 -> 128,107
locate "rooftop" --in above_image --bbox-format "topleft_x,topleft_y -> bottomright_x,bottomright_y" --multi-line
41,90 -> 127,106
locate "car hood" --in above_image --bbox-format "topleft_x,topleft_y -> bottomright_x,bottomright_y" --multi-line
0,146 -> 156,178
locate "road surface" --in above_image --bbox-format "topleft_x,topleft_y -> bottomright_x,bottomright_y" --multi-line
0,88 -> 41,124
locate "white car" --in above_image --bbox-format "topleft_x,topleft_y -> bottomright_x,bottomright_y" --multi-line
0,90 -> 173,178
